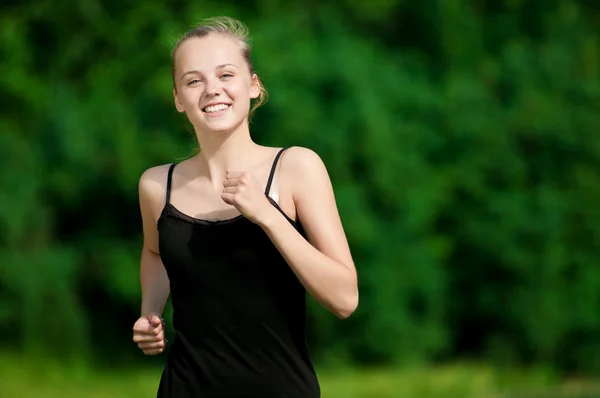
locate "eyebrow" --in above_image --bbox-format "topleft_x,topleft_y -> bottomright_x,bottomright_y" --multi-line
217,63 -> 238,70
180,64 -> 239,80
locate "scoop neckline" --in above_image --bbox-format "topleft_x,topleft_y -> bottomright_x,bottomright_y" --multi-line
164,203 -> 245,225
161,200 -> 298,228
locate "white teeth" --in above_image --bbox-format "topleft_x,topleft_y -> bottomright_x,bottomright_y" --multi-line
204,104 -> 230,113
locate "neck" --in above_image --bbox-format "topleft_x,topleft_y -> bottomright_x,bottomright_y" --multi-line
192,121 -> 261,185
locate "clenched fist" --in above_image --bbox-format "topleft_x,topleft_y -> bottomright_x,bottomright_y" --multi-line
132,313 -> 167,355
221,171 -> 276,226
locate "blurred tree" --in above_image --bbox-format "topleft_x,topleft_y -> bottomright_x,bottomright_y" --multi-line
0,0 -> 598,374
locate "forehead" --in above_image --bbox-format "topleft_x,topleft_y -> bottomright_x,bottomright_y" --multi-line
175,34 -> 245,73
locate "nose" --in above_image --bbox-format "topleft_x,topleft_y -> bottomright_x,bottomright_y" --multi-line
204,77 -> 222,97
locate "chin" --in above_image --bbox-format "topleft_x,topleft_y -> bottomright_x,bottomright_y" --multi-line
209,126 -> 236,134
200,119 -> 243,135
189,109 -> 247,135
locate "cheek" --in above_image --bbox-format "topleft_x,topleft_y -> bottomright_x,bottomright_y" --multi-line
228,81 -> 254,101
181,89 -> 201,105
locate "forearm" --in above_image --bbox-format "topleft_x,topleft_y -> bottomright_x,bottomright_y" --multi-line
140,248 -> 170,316
260,211 -> 358,318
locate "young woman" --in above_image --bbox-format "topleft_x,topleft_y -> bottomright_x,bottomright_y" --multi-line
131,16 -> 358,397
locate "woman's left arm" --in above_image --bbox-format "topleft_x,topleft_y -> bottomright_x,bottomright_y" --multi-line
259,147 -> 358,319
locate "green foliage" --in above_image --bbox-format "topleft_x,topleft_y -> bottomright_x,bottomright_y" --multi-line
5,353 -> 600,398
0,0 -> 599,375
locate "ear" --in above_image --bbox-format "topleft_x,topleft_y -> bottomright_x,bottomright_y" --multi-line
173,89 -> 185,113
250,74 -> 261,99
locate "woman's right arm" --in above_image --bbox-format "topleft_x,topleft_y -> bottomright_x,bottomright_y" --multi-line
138,166 -> 171,316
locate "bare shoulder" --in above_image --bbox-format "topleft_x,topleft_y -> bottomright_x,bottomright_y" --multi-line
139,164 -> 172,196
139,163 -> 173,219
281,146 -> 329,181
279,146 -> 337,210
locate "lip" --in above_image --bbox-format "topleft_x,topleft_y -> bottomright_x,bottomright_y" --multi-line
202,102 -> 231,117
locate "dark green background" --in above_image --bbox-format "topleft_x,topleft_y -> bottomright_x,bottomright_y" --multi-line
1,0 -> 599,380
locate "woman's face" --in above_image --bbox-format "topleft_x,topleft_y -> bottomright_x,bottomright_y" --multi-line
173,33 -> 260,134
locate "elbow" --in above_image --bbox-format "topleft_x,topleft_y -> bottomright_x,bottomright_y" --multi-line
334,291 -> 359,320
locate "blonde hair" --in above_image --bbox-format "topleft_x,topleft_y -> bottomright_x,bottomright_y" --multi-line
171,16 -> 267,119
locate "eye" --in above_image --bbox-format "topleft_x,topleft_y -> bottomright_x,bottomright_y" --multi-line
220,73 -> 234,79
187,79 -> 202,86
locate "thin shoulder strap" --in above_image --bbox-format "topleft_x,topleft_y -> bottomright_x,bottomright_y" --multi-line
265,148 -> 287,195
165,163 -> 177,205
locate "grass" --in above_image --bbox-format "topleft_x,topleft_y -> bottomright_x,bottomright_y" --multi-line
1,353 -> 599,398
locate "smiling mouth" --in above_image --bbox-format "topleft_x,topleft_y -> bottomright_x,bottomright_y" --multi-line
203,104 -> 231,113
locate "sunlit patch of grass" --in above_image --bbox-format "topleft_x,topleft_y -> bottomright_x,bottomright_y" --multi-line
1,353 -> 599,398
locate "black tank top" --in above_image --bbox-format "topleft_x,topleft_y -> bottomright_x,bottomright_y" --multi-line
155,148 -> 321,398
